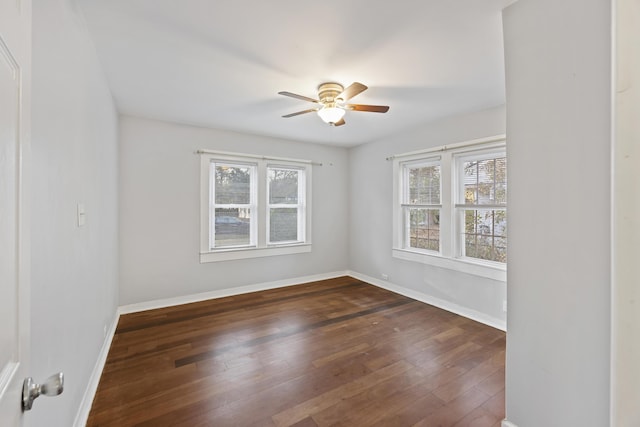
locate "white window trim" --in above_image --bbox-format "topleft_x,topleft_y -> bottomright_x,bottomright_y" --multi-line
452,148 -> 507,264
267,165 -> 306,246
200,152 -> 312,263
400,156 -> 442,255
392,135 -> 507,281
208,160 -> 258,250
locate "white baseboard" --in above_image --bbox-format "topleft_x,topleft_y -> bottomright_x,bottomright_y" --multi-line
347,270 -> 506,331
118,270 -> 349,315
502,420 -> 518,427
73,313 -> 119,427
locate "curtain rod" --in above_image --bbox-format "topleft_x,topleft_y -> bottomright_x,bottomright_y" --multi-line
196,149 -> 323,166
385,134 -> 506,161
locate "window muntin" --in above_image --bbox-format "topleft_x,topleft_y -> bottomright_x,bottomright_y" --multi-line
455,152 -> 507,264
459,156 -> 507,205
462,209 -> 507,262
267,166 -> 305,244
401,160 -> 441,253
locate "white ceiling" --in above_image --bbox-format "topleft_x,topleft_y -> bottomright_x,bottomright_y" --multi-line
78,0 -> 512,147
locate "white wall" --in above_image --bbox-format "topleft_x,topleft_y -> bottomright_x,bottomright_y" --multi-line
612,0 -> 640,424
118,116 -> 349,305
30,0 -> 119,425
348,106 -> 507,328
503,0 -> 611,425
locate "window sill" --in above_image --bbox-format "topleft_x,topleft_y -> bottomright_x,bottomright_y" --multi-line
391,248 -> 506,281
200,243 -> 311,263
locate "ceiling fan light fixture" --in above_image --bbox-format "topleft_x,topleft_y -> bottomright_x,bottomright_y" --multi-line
317,106 -> 345,124
279,82 -> 388,127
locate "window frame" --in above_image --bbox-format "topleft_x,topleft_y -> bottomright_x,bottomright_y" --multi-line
209,160 -> 257,250
266,165 -> 306,246
392,136 -> 506,281
200,152 -> 312,263
453,148 -> 507,264
400,157 -> 442,255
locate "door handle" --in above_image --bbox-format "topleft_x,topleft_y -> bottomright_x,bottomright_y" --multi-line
22,372 -> 64,411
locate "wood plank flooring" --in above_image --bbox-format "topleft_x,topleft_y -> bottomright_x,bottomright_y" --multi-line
87,276 -> 505,426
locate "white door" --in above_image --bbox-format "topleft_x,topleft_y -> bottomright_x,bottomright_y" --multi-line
0,0 -> 31,424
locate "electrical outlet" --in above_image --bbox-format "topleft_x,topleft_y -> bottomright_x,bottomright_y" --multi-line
381,273 -> 389,281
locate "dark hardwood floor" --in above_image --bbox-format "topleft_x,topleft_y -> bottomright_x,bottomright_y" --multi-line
87,276 -> 505,426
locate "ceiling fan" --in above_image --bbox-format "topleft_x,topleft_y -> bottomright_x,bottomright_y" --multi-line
278,82 -> 389,127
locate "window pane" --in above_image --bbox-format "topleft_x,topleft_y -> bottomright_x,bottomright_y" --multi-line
214,208 -> 251,247
407,208 -> 440,251
408,165 -> 440,204
462,157 -> 507,205
215,164 -> 252,204
269,168 -> 299,204
270,208 -> 298,243
463,209 -> 507,263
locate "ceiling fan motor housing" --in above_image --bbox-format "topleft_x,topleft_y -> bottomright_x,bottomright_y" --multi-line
318,83 -> 344,104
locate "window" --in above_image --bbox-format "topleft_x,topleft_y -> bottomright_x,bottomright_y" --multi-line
211,162 -> 256,249
268,166 -> 306,244
200,152 -> 311,262
455,152 -> 507,263
393,137 -> 506,280
401,159 -> 441,252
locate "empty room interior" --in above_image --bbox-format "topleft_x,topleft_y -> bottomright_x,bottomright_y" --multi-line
2,0 -> 638,426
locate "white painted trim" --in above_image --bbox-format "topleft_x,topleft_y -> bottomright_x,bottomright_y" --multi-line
386,134 -> 506,161
73,313 -> 119,427
118,271 -> 349,315
200,153 -> 313,260
200,244 -> 311,263
0,363 -> 19,400
392,249 -> 507,281
391,138 -> 508,281
501,420 -> 518,427
347,270 -> 506,331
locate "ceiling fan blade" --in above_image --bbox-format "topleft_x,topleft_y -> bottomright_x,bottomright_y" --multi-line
278,91 -> 319,104
282,108 -> 318,118
346,104 -> 390,113
336,82 -> 368,102
333,118 -> 346,127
